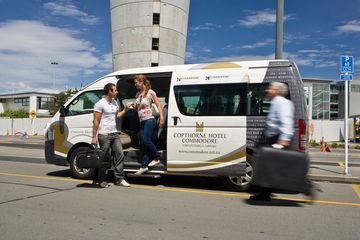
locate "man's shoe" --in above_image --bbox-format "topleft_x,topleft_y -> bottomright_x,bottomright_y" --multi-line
134,167 -> 148,175
99,181 -> 109,188
148,160 -> 160,167
114,179 -> 130,187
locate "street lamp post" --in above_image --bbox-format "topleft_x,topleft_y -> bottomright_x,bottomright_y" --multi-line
51,61 -> 58,89
275,0 -> 284,59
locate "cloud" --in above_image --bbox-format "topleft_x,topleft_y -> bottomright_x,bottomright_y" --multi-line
190,22 -> 222,31
336,44 -> 348,48
186,46 -> 338,70
236,9 -> 295,27
235,39 -> 274,49
336,20 -> 360,34
43,1 -> 99,25
185,49 -> 275,64
284,51 -> 337,68
0,20 -> 111,92
284,33 -> 310,44
98,53 -> 113,69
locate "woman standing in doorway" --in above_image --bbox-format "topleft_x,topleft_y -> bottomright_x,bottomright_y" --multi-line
132,75 -> 164,174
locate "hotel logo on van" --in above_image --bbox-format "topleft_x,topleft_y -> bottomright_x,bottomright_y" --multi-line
176,76 -> 199,82
205,75 -> 229,81
196,122 -> 204,132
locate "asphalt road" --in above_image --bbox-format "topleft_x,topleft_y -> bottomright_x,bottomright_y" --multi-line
0,146 -> 360,240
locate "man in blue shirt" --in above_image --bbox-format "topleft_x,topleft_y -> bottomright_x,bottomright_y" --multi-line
264,82 -> 294,148
250,82 -> 294,201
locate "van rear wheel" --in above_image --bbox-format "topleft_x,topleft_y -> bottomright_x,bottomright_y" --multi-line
221,156 -> 255,191
69,146 -> 96,179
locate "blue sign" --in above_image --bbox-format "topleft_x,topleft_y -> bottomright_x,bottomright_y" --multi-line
340,55 -> 354,73
340,74 -> 353,81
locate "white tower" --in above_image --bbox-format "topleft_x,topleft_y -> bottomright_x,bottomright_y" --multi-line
110,0 -> 190,71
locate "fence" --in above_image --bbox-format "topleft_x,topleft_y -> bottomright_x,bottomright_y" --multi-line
0,118 -> 52,136
309,119 -> 353,142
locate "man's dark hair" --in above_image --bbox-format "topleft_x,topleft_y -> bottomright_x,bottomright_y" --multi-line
104,83 -> 116,95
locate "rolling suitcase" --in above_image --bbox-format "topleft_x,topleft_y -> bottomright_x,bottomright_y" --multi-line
253,146 -> 312,195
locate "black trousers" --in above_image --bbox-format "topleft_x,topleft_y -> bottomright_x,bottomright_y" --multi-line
253,135 -> 281,197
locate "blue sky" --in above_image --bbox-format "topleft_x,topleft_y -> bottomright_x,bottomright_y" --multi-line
0,0 -> 359,93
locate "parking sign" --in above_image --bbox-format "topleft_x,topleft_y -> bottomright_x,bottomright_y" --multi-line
340,55 -> 354,73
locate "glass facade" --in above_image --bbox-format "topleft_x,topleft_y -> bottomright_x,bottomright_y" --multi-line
312,83 -> 330,120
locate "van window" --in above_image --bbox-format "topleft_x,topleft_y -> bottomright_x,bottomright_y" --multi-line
117,73 -> 172,108
247,83 -> 290,116
174,83 -> 247,116
67,90 -> 104,116
247,84 -> 270,116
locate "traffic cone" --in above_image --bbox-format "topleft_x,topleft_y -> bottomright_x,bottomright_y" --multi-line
320,142 -> 327,152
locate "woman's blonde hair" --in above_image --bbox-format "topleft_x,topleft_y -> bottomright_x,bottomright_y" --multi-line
134,74 -> 151,95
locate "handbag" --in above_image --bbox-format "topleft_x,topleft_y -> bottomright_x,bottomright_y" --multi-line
150,95 -> 160,117
77,147 -> 104,169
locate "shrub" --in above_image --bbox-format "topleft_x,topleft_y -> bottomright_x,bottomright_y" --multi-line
338,144 -> 345,148
0,109 -> 28,118
330,143 -> 338,149
354,145 -> 360,150
309,140 -> 319,147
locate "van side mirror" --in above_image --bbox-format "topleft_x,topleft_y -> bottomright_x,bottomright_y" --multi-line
59,105 -> 67,117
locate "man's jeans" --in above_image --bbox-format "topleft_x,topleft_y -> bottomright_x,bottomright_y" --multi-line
140,118 -> 159,168
98,133 -> 125,182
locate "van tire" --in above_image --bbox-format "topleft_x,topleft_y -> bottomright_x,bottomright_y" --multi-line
221,155 -> 256,192
69,146 -> 96,179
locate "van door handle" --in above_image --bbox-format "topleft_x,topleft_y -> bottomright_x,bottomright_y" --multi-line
172,116 -> 180,126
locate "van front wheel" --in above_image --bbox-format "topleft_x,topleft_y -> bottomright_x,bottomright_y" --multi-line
221,157 -> 255,191
69,146 -> 96,179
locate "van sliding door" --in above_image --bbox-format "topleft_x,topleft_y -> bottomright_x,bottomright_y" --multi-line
167,70 -> 248,175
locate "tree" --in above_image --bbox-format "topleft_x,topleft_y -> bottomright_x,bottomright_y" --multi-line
47,89 -> 78,116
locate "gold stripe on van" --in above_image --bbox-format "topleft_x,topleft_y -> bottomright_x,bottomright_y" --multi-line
167,147 -> 246,169
52,122 -> 71,154
201,62 -> 242,69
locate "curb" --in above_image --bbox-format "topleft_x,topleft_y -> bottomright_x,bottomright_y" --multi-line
0,142 -> 43,149
311,161 -> 360,167
308,174 -> 360,184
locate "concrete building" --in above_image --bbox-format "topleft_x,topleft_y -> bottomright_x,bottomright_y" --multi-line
110,0 -> 190,71
0,90 -> 58,117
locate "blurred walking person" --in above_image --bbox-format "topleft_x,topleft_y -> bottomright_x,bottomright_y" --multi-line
250,82 -> 294,201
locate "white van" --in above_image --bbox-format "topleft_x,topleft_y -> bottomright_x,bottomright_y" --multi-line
44,60 -> 307,191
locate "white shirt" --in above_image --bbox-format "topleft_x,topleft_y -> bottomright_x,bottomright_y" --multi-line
265,95 -> 294,141
94,98 -> 119,135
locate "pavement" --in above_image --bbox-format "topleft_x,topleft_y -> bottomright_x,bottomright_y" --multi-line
0,135 -> 360,184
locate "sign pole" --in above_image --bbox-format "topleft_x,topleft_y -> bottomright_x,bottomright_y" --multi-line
345,80 -> 349,175
340,55 -> 353,175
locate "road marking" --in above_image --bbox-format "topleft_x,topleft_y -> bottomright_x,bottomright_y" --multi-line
352,184 -> 360,199
1,171 -> 360,207
0,172 -> 92,184
338,162 -> 344,167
